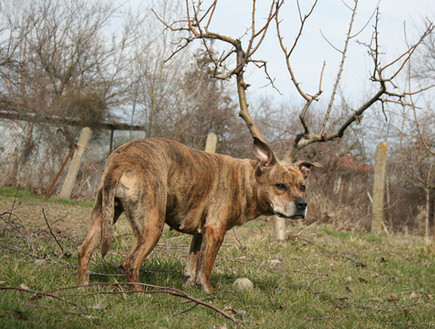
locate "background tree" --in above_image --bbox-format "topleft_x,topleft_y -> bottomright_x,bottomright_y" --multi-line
174,48 -> 249,153
155,0 -> 434,238
381,26 -> 435,239
156,0 -> 433,160
0,0 -> 136,190
124,0 -> 186,139
0,0 -> 134,141
120,1 -> 245,152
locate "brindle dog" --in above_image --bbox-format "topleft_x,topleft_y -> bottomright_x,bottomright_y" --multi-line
78,137 -> 319,293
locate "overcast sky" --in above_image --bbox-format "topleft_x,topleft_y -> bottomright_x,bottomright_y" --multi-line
193,0 -> 434,104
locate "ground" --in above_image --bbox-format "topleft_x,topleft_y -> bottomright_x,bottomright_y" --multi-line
1,188 -> 434,328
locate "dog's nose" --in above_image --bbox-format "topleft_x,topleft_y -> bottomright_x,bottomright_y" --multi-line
295,198 -> 307,211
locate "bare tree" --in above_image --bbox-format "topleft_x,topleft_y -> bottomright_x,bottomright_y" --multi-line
387,128 -> 434,238
153,0 -> 281,142
153,0 -> 434,239
411,30 -> 435,158
389,24 -> 435,239
154,0 -> 433,161
0,0 -> 136,190
0,0 -> 133,131
174,48 -> 244,149
125,0 -> 188,139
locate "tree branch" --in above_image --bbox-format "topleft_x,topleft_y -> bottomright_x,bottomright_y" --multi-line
49,282 -> 237,322
275,0 -> 319,102
320,0 -> 359,136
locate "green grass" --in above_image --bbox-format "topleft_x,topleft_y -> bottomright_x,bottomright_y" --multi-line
0,186 -> 94,207
1,193 -> 434,328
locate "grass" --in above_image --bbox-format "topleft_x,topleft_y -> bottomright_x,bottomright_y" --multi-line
1,190 -> 434,328
0,186 -> 94,208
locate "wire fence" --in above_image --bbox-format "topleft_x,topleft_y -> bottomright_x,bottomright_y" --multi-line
0,116 -> 144,199
0,114 -> 432,236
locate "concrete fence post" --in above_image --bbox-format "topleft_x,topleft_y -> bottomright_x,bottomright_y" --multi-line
205,132 -> 218,153
371,142 -> 388,234
272,216 -> 286,241
58,127 -> 93,199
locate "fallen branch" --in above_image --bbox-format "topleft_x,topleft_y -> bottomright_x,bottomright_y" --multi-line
0,241 -> 35,257
89,271 -> 125,278
0,282 -> 236,322
0,210 -> 35,255
0,286 -> 85,312
342,254 -> 366,268
41,208 -> 69,258
49,282 -> 236,322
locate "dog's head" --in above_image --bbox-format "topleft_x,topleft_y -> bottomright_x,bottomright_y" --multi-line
253,138 -> 320,220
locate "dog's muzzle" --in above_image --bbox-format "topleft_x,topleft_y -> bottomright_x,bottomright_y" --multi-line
276,212 -> 305,220
275,198 -> 307,220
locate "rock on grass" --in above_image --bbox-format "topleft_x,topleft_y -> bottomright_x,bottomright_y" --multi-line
232,278 -> 254,293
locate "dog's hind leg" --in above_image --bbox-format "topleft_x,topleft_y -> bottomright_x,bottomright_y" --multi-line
78,195 -> 103,285
78,192 -> 123,284
122,199 -> 166,291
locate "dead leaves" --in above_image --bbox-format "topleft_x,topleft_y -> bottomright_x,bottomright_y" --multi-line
387,291 -> 435,303
387,293 -> 399,302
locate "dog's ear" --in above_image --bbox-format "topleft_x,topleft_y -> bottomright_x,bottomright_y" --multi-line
253,137 -> 277,172
294,160 -> 321,179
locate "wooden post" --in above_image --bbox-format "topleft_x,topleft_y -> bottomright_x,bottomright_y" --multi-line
58,127 -> 92,199
371,142 -> 387,234
205,132 -> 218,153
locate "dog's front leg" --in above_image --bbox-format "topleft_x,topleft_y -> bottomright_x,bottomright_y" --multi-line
195,224 -> 225,294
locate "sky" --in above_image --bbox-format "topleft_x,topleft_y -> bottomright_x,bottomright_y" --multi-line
184,0 -> 434,105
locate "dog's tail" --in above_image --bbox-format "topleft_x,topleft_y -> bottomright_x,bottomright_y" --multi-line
100,166 -> 123,257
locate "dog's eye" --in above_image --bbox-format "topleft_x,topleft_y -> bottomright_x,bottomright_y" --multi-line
275,183 -> 287,191
300,185 -> 306,192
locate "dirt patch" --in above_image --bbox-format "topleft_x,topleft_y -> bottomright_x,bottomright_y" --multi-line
1,196 -> 91,234
0,196 -> 96,257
